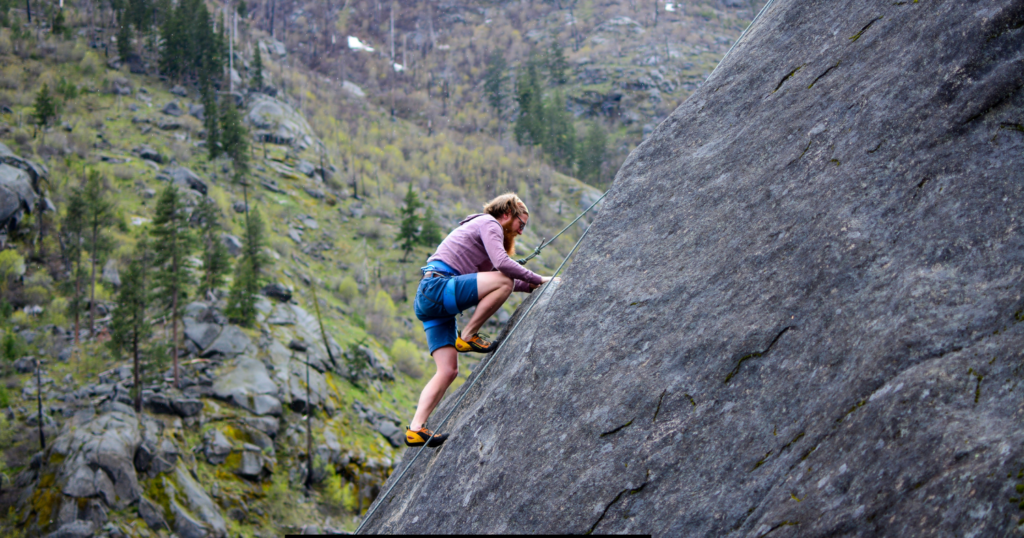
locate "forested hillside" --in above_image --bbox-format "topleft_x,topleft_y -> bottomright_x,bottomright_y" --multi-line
0,0 -> 751,535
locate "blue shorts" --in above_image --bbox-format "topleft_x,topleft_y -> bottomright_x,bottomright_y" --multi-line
415,273 -> 479,354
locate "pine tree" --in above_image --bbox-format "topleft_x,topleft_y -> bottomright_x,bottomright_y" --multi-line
226,206 -> 268,327
194,197 -> 231,298
251,45 -> 264,91
579,121 -> 608,185
220,97 -> 249,173
117,17 -> 133,63
546,40 -> 569,86
127,0 -> 152,33
419,206 -> 442,249
397,184 -> 422,262
61,186 -> 87,350
52,7 -> 66,37
82,170 -> 116,338
200,77 -> 220,159
150,185 -> 195,389
484,49 -> 508,122
109,234 -> 151,412
514,54 -> 546,147
32,84 -> 56,130
543,91 -> 576,172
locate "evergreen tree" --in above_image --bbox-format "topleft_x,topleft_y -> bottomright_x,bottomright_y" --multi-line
51,7 -> 65,37
484,49 -> 508,121
226,207 -> 268,327
200,77 -> 220,159
419,206 -> 443,249
61,186 -> 87,349
159,0 -> 222,82
109,234 -> 151,412
82,170 -> 117,338
117,17 -> 133,63
251,45 -> 264,91
150,185 -> 195,389
32,84 -> 56,129
220,97 -> 249,173
543,91 -> 576,172
397,184 -> 422,262
546,40 -> 569,86
579,121 -> 609,185
514,54 -> 546,147
127,0 -> 152,33
194,197 -> 231,298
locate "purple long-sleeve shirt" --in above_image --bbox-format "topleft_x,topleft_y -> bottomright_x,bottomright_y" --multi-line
427,213 -> 543,292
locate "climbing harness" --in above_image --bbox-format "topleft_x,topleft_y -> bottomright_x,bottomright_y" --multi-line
516,190 -> 609,265
354,214 -> 601,534
704,0 -> 779,83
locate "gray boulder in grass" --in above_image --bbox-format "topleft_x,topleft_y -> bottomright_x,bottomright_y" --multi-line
361,0 -> 1024,535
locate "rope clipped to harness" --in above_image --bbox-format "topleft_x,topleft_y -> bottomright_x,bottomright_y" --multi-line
516,190 -> 608,266
354,218 -> 600,535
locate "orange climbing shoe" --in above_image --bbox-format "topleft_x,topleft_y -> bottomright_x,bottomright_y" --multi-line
456,333 -> 494,353
405,426 -> 448,448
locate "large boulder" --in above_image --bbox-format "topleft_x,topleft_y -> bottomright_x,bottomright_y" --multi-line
48,412 -> 143,511
201,325 -> 251,357
0,162 -> 37,230
212,357 -> 282,416
245,94 -> 318,150
163,166 -> 208,196
362,0 -> 1024,535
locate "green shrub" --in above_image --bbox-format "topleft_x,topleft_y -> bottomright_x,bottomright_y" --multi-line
391,339 -> 423,379
337,276 -> 358,303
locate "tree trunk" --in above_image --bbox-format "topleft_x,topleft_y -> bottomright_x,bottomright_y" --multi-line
132,331 -> 140,412
171,255 -> 179,389
305,354 -> 313,490
36,358 -> 45,450
89,225 -> 98,337
74,258 -> 81,350
25,0 -> 31,23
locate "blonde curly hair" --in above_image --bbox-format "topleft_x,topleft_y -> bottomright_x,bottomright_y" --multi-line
483,193 -> 529,220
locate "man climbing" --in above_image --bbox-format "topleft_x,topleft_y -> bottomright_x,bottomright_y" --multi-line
406,193 -> 554,447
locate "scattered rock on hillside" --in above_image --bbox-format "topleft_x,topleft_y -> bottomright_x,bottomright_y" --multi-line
246,94 -> 317,150
169,85 -> 189,97
201,325 -> 251,358
156,119 -> 181,130
161,101 -> 184,117
184,322 -> 221,350
188,103 -> 204,120
212,357 -> 282,416
133,145 -> 163,164
263,283 -> 292,302
203,429 -> 233,464
163,465 -> 227,538
221,233 -> 242,256
102,259 -> 120,288
164,166 -> 208,195
232,201 -> 247,213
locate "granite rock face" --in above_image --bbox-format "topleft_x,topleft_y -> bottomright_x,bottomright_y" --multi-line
364,1 -> 1024,536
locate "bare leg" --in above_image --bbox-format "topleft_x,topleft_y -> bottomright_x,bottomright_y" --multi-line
461,272 -> 512,341
410,345 -> 458,430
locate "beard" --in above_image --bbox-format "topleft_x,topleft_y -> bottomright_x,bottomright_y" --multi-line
501,219 -> 519,257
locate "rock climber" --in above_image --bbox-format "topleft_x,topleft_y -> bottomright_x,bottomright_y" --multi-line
406,193 -> 554,448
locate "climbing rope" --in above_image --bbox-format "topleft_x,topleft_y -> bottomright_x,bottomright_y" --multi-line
354,214 -> 602,534
516,190 -> 609,265
704,0 -> 779,83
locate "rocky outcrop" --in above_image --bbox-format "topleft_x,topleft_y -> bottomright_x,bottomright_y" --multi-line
0,143 -> 45,231
245,94 -> 318,150
363,0 -> 1024,535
